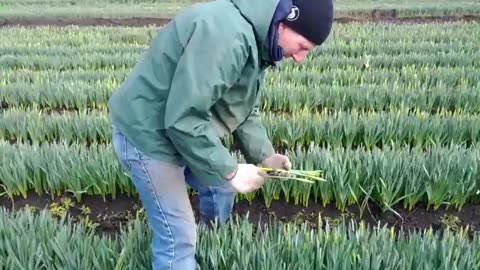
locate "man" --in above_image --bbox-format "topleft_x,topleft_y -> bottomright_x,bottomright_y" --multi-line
108,0 -> 333,268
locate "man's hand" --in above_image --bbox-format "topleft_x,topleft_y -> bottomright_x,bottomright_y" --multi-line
261,154 -> 292,177
226,164 -> 267,194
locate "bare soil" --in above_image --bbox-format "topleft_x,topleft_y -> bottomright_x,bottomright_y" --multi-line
0,191 -> 479,238
1,10 -> 480,27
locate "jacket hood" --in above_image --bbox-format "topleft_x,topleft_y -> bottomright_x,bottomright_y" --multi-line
229,0 -> 279,63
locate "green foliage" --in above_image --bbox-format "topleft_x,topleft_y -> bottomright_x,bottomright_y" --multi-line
1,23 -> 480,213
1,140 -> 479,211
4,107 -> 480,151
0,207 -> 479,269
1,10 -> 480,268
1,0 -> 480,19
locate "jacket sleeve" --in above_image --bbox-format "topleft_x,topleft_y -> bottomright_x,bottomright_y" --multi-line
232,72 -> 275,164
164,18 -> 247,184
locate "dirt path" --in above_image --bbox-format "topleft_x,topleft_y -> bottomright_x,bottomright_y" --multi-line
1,191 -> 478,238
1,11 -> 480,27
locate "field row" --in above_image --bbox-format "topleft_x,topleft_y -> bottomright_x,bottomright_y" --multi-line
1,0 -> 480,19
0,75 -> 480,114
1,140 -> 479,211
1,24 -> 479,69
2,43 -> 480,63
2,40 -> 480,57
3,52 -> 479,71
3,66 -> 477,89
2,23 -> 478,51
3,107 -> 480,150
1,207 -> 478,270
0,0 -> 187,18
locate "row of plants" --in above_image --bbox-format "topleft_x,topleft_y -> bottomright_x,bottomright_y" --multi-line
3,107 -> 480,150
1,140 -> 479,211
0,206 -> 478,269
2,77 -> 479,113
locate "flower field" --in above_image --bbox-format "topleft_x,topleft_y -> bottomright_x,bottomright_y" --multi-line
1,1 -> 480,268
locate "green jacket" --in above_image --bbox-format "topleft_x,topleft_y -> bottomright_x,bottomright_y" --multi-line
108,0 -> 278,186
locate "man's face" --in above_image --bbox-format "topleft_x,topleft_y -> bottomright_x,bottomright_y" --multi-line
277,22 -> 315,62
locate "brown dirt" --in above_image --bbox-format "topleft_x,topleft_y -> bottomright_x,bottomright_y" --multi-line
1,10 -> 480,27
337,12 -> 480,24
0,191 -> 479,238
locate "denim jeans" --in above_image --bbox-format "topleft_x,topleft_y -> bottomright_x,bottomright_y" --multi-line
111,124 -> 236,270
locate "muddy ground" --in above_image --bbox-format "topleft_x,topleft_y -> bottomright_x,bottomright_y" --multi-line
0,191 -> 479,238
1,10 -> 480,27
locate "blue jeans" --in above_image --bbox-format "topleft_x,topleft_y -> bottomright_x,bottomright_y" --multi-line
111,124 -> 236,270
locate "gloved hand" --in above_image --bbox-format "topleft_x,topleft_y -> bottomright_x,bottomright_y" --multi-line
226,164 -> 267,194
261,154 -> 292,177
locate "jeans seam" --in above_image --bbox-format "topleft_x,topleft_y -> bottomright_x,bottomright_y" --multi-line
122,135 -> 132,171
209,187 -> 218,222
134,147 -> 175,270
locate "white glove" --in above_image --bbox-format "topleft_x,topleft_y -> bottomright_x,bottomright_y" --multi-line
261,154 -> 292,177
226,164 -> 267,194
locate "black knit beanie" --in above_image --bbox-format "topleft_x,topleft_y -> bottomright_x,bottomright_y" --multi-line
282,0 -> 334,46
